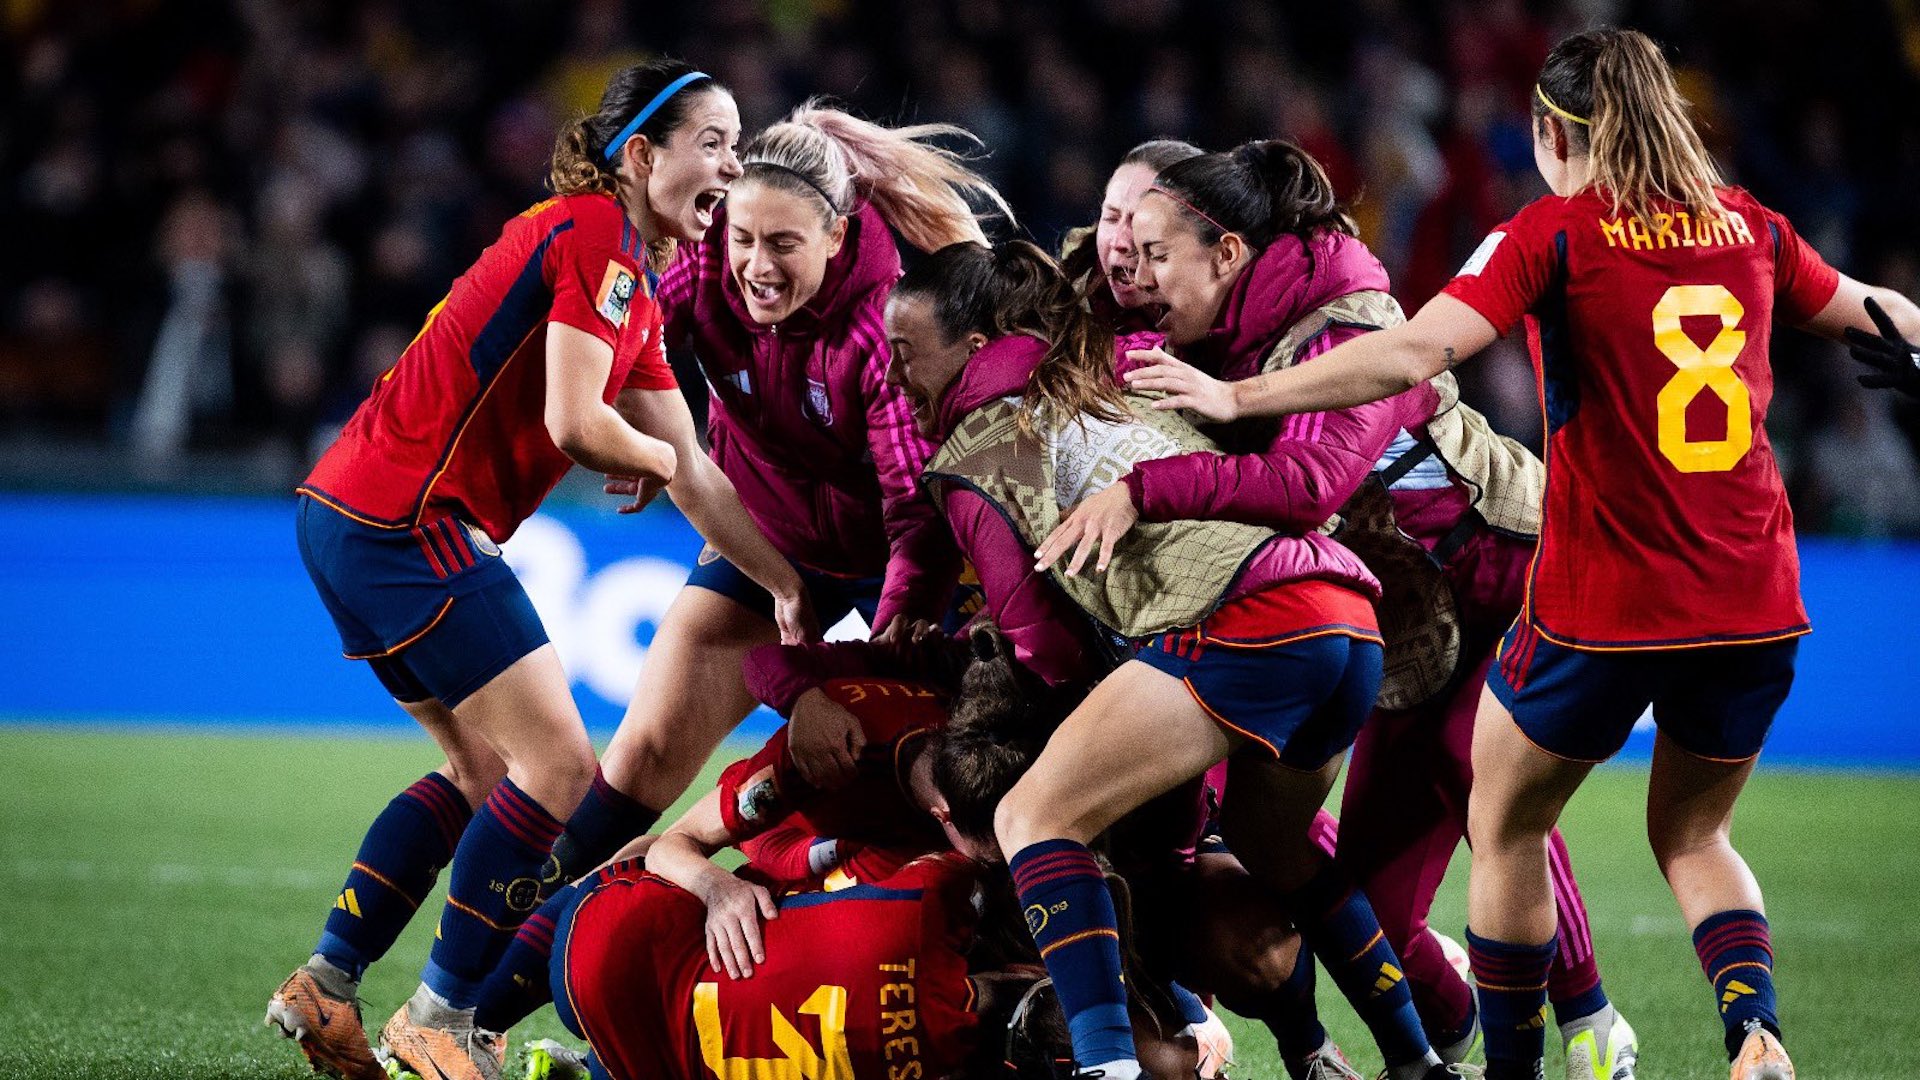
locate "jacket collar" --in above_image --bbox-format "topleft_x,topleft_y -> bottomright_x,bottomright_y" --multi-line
1180,229 -> 1387,375
932,334 -> 1049,440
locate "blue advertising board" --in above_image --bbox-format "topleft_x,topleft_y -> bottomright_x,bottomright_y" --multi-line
1,492 -> 1914,765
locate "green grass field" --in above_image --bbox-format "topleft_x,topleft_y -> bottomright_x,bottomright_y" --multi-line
1,726 -> 1916,1080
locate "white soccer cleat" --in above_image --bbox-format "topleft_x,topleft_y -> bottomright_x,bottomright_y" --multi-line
1728,1023 -> 1792,1080
1186,1006 -> 1235,1078
1560,1004 -> 1638,1080
1299,1037 -> 1364,1079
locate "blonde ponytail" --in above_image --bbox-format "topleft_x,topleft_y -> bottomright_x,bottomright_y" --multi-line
743,99 -> 1015,253
1538,28 -> 1724,226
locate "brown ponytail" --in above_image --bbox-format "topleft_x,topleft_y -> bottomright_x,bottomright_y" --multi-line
1536,28 -> 1724,225
893,240 -> 1126,434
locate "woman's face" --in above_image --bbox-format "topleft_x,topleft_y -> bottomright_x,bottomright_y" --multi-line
1094,162 -> 1160,310
640,89 -> 744,242
726,180 -> 848,325
1129,194 -> 1244,347
885,292 -> 980,437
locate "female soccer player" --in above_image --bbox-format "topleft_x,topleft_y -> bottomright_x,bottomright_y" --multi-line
886,240 -> 1463,1080
269,61 -> 811,1080
1047,140 -> 1631,1077
542,103 -> 1013,888
1127,28 -> 1920,1080
1057,139 -> 1203,329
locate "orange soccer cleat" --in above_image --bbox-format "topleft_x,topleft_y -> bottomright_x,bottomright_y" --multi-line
378,986 -> 506,1080
1729,1025 -> 1794,1080
265,962 -> 388,1080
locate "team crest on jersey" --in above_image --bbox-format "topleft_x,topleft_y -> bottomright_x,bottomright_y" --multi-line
805,379 -> 834,425
596,261 -> 637,327
735,765 -> 780,824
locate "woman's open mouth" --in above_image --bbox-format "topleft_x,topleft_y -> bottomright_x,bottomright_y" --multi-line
692,189 -> 725,225
746,280 -> 786,307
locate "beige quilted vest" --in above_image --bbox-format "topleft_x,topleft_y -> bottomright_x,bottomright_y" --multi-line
926,395 -> 1276,640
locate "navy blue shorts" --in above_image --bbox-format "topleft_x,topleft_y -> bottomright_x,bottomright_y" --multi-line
1487,620 -> 1799,763
296,494 -> 549,709
1136,631 -> 1385,770
684,545 -> 884,630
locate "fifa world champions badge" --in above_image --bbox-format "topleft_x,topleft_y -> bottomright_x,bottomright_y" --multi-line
596,261 -> 637,328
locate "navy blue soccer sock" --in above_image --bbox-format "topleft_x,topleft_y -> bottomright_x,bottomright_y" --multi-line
1009,839 -> 1135,1070
423,778 -> 564,1009
1167,980 -> 1209,1028
316,772 -> 471,980
473,880 -> 578,1031
1692,909 -> 1780,1060
1284,863 -> 1433,1069
1218,938 -> 1328,1079
544,766 -> 659,892
1467,927 -> 1557,1080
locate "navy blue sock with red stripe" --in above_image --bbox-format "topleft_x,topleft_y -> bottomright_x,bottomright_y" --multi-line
544,766 -> 660,894
1009,839 -> 1134,1070
1283,862 -> 1433,1069
1692,909 -> 1780,1060
472,880 -> 576,1031
1467,927 -> 1557,1080
423,778 -> 564,1009
316,772 -> 471,980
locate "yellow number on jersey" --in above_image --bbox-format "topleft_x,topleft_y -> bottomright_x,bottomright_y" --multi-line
1652,284 -> 1751,473
694,982 -> 856,1080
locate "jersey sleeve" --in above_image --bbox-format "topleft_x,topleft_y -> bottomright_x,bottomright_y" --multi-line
1762,206 -> 1842,325
715,731 -> 809,841
1440,201 -> 1562,335
546,200 -> 642,349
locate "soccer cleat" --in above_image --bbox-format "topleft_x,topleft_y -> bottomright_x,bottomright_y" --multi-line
265,961 -> 388,1080
1728,1024 -> 1793,1080
1297,1038 -> 1364,1080
524,1040 -> 590,1080
1560,1005 -> 1637,1080
379,984 -> 505,1080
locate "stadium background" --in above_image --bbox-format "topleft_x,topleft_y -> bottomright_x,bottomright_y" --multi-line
2,1 -> 1918,1078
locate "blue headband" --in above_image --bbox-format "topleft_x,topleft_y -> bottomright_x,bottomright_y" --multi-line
602,71 -> 712,163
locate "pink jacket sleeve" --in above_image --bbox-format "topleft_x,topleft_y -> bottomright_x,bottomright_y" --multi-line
1124,325 -> 1434,531
854,293 -> 964,628
938,485 -> 1102,688
743,641 -> 890,717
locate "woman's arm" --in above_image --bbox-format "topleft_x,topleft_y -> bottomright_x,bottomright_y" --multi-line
545,323 -> 679,480
615,386 -> 818,645
645,789 -> 780,979
1125,294 -> 1500,421
859,319 -> 965,628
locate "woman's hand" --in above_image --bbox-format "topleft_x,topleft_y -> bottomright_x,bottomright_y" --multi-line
771,587 -> 818,646
699,873 -> 779,979
603,473 -> 669,514
1122,347 -> 1239,422
1034,481 -> 1139,575
788,688 -> 866,789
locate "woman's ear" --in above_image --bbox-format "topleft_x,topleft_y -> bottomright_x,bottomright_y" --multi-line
825,213 -> 850,258
622,135 -> 656,181
966,331 -> 990,356
1543,116 -> 1571,162
1213,232 -> 1249,279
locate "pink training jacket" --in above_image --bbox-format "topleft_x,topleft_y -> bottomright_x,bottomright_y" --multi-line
928,334 -> 1378,688
658,201 -> 960,628
1117,230 -> 1531,633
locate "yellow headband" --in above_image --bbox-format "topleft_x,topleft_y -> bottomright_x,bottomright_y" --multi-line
1536,84 -> 1590,126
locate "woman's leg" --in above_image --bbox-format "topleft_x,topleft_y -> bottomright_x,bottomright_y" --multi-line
1647,733 -> 1782,1065
548,586 -> 778,883
1464,686 -> 1595,1080
995,662 -> 1234,1078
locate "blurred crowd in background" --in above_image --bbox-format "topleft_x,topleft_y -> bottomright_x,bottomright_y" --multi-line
4,0 -> 1919,534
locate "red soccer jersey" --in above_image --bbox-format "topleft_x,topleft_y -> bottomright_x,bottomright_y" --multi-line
718,677 -> 951,887
563,854 -> 983,1080
301,193 -> 678,542
1442,186 -> 1839,648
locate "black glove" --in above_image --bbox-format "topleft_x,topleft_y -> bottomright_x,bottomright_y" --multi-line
1845,296 -> 1920,399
